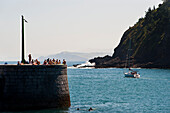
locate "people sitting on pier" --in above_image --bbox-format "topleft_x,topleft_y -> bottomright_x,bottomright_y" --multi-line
17,55 -> 66,66
63,59 -> 66,65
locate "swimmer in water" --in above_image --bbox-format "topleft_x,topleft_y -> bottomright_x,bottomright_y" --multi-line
88,107 -> 93,111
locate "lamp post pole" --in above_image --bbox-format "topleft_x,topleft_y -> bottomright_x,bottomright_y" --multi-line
21,15 -> 25,63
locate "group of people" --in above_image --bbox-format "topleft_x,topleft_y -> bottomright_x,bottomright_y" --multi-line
42,58 -> 66,65
17,54 -> 66,65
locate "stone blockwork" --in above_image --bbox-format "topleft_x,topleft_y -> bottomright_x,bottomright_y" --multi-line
0,65 -> 70,111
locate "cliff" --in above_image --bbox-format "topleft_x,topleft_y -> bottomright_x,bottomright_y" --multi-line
89,1 -> 170,68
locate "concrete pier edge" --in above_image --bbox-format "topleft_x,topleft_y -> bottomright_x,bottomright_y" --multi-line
0,65 -> 70,111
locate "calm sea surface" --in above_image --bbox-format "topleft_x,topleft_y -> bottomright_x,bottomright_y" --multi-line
0,61 -> 170,113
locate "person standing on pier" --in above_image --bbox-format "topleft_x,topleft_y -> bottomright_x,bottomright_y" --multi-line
28,54 -> 32,64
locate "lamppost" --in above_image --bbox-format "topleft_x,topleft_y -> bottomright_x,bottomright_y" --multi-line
21,15 -> 28,63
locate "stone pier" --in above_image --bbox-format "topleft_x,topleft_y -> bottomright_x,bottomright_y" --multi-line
0,65 -> 70,111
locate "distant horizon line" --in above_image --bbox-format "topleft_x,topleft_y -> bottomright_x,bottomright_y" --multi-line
0,50 -> 113,61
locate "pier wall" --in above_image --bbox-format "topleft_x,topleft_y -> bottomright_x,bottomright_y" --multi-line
0,65 -> 70,111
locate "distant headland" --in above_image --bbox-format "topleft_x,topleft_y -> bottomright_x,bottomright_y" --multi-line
89,1 -> 170,69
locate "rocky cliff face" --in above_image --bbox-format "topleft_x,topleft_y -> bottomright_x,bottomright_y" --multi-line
89,1 -> 170,68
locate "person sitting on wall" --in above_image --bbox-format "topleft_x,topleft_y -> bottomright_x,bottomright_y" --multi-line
17,61 -> 21,65
32,59 -> 38,65
32,60 -> 37,65
38,60 -> 40,65
43,60 -> 48,65
63,59 -> 66,65
35,59 -> 40,65
47,58 -> 50,63
56,59 -> 58,64
58,60 -> 61,64
31,59 -> 34,65
52,58 -> 56,65
48,59 -> 52,65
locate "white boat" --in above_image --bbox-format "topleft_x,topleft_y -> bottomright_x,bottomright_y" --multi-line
124,38 -> 140,78
124,68 -> 140,78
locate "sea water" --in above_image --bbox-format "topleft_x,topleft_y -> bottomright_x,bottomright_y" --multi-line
67,68 -> 170,113
0,61 -> 169,113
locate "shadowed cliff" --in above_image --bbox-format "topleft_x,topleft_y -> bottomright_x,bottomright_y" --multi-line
89,1 -> 170,68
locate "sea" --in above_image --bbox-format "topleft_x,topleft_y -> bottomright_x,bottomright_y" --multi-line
0,61 -> 170,113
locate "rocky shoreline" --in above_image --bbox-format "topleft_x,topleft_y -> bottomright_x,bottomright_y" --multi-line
89,55 -> 170,69
88,1 -> 170,69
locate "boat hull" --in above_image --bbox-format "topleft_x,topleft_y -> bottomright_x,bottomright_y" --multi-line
124,73 -> 140,78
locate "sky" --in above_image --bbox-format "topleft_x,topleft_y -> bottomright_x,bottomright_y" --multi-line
0,0 -> 163,61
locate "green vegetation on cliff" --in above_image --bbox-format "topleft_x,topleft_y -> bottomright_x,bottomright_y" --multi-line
90,1 -> 170,68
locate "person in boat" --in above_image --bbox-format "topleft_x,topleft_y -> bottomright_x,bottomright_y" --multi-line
131,72 -> 135,74
129,68 -> 137,75
63,59 -> 66,65
129,68 -> 133,71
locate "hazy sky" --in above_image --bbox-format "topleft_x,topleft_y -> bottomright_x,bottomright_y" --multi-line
0,0 -> 162,61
